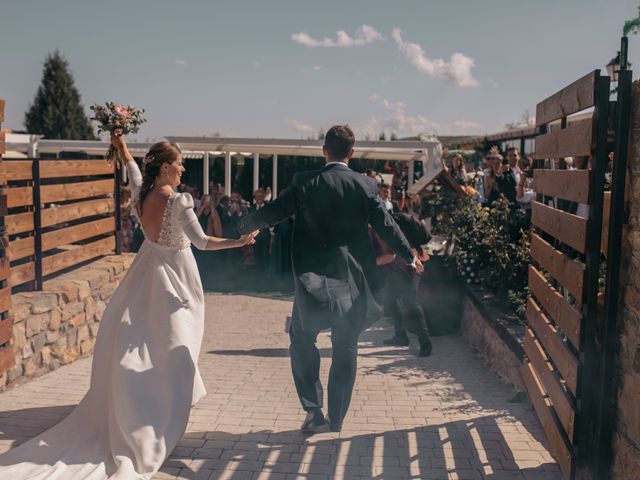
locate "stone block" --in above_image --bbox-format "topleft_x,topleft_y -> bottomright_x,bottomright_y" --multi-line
78,325 -> 90,343
41,346 -> 51,365
31,331 -> 46,352
10,300 -> 31,324
68,312 -> 86,329
61,345 -> 80,365
72,280 -> 91,301
80,338 -> 96,356
100,283 -> 118,300
7,361 -> 22,382
89,321 -> 100,338
22,355 -> 40,376
21,342 -> 33,359
73,269 -> 110,291
48,308 -> 62,330
51,336 -> 67,358
11,321 -> 26,349
46,329 -> 60,344
19,292 -> 59,314
85,297 -> 95,320
43,279 -> 80,303
94,301 -> 107,321
26,313 -> 49,337
67,328 -> 78,347
61,302 -> 84,322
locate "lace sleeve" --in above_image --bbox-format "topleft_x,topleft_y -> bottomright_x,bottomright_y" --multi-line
126,161 -> 143,207
174,193 -> 209,250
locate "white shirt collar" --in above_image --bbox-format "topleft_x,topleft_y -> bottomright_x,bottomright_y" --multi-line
325,161 -> 349,168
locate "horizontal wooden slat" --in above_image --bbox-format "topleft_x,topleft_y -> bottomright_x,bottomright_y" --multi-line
0,345 -> 15,375
533,169 -> 592,205
0,316 -> 13,345
524,328 -> 576,441
42,198 -> 115,229
534,119 -> 593,160
3,160 -> 33,181
0,287 -> 11,313
10,262 -> 35,287
522,360 -> 574,479
527,297 -> 580,396
8,236 -> 34,261
536,70 -> 597,126
42,217 -> 115,252
532,201 -> 588,254
5,211 -> 33,235
531,233 -> 586,307
528,265 -> 582,348
5,186 -> 32,208
40,160 -> 114,178
0,256 -> 9,282
42,236 -> 114,277
41,179 -> 113,203
0,130 -> 5,156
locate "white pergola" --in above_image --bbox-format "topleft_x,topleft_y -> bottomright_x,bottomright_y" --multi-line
27,136 -> 442,199
165,136 -> 442,198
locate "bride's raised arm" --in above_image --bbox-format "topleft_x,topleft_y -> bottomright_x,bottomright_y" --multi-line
111,131 -> 142,201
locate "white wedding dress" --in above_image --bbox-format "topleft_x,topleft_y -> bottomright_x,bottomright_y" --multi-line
0,161 -> 211,479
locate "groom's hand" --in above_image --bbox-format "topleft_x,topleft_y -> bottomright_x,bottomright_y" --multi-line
410,258 -> 424,274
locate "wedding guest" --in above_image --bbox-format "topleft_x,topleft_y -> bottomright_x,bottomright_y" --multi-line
264,186 -> 273,202
378,182 -> 400,213
505,147 -> 522,186
373,212 -> 432,357
250,188 -> 271,272
484,148 -> 517,206
450,153 -> 467,185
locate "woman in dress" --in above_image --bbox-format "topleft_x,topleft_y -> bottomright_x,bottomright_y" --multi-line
0,132 -> 257,479
450,153 -> 467,185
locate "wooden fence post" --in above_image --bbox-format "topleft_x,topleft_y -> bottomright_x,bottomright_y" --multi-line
0,98 -> 16,376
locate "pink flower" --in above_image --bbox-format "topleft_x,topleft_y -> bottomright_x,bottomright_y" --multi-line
115,105 -> 132,119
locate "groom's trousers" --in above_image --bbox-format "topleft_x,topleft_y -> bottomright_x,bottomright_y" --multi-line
289,318 -> 360,430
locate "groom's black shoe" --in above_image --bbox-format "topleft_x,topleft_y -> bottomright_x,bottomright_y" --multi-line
419,338 -> 433,357
300,411 -> 330,434
326,415 -> 342,433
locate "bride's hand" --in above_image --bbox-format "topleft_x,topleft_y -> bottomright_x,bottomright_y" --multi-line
110,128 -> 126,152
239,230 -> 259,246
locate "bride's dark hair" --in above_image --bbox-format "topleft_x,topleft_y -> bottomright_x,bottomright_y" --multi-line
138,142 -> 182,215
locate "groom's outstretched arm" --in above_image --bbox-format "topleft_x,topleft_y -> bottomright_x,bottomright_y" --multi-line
237,186 -> 299,235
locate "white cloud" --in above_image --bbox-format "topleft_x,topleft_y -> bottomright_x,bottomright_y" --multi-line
175,59 -> 187,66
392,29 -> 478,87
288,119 -> 315,137
356,95 -> 481,137
292,25 -> 382,48
302,65 -> 324,73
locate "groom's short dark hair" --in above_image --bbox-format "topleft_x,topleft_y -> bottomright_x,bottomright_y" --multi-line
324,125 -> 355,160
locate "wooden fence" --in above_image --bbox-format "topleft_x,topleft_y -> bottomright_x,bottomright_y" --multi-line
0,98 -> 14,376
1,157 -> 118,291
524,68 -> 630,479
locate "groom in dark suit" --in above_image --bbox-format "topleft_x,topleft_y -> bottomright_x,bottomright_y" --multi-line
237,125 -> 423,433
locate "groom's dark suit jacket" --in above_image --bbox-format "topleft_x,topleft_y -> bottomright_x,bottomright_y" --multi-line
237,162 -> 414,332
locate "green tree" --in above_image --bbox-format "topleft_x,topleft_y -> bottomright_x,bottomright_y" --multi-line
24,50 -> 96,140
378,131 -> 386,141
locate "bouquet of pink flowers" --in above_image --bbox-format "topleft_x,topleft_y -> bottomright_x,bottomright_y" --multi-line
90,102 -> 146,163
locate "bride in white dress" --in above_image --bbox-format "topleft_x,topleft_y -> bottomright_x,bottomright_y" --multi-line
0,133 -> 257,479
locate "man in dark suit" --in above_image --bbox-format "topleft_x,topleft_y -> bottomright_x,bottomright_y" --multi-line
237,125 -> 422,433
378,182 -> 400,213
249,188 -> 271,272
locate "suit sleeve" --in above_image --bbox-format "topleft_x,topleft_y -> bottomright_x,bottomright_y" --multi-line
368,189 -> 414,264
237,184 -> 299,235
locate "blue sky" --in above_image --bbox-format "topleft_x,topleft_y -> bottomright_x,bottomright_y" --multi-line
1,0 -> 638,140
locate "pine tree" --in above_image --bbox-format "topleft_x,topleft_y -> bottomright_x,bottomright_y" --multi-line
24,50 -> 96,140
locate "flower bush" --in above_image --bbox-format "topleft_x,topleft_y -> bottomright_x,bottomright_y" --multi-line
419,184 -> 531,321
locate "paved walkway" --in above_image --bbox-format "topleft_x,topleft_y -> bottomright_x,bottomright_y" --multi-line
0,294 -> 561,479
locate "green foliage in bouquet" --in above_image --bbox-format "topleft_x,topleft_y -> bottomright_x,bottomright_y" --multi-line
420,184 -> 531,320
24,50 -> 97,140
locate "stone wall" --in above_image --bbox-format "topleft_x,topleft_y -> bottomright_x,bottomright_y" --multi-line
0,254 -> 135,391
460,285 -> 525,393
611,80 -> 640,479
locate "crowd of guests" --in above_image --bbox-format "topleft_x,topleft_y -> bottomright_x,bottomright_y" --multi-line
447,146 -> 536,213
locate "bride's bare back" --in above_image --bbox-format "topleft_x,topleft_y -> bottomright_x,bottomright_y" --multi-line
138,190 -> 173,242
